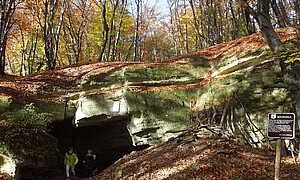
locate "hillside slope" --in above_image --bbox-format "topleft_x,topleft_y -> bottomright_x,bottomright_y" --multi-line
1,26 -> 300,180
44,126 -> 300,180
93,129 -> 299,180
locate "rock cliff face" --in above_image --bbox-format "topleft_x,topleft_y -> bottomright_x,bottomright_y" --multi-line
67,62 -> 208,146
44,48 -> 300,149
44,44 -> 300,174
1,27 -> 299,178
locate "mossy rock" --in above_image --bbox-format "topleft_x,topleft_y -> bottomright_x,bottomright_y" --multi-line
0,125 -> 62,179
0,95 -> 12,113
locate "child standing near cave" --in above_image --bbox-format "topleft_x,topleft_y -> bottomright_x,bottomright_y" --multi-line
64,147 -> 79,178
83,149 -> 96,177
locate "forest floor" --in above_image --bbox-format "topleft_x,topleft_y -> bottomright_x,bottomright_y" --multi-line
95,138 -> 299,180
45,126 -> 300,180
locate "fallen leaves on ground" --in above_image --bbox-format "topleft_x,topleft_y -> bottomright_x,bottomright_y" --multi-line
88,133 -> 300,180
0,26 -> 299,103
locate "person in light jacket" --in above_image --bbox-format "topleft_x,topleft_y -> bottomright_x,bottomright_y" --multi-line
64,147 -> 78,178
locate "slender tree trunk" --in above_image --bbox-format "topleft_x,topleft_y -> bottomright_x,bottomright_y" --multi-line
20,28 -> 28,76
0,42 -> 6,75
112,0 -> 127,61
107,0 -> 119,62
242,0 -> 255,35
217,2 -> 224,41
183,0 -> 189,54
7,56 -> 14,74
189,0 -> 201,50
133,0 -> 141,61
294,0 -> 300,24
98,0 -> 109,62
54,0 -> 66,64
43,0 -> 55,70
0,0 -> 18,75
174,0 -> 184,54
26,28 -> 39,75
199,1 -> 209,47
168,1 -> 179,56
229,0 -> 238,40
278,1 -> 291,26
42,0 -> 66,70
270,0 -> 286,27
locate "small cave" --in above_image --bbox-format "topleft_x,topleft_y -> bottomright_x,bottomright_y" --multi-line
49,117 -> 149,178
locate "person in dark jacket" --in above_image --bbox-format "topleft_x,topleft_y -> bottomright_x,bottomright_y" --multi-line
83,149 -> 96,177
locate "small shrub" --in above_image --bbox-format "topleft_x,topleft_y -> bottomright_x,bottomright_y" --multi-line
3,103 -> 53,129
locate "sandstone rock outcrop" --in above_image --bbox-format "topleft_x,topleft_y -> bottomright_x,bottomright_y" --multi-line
1,27 -> 299,178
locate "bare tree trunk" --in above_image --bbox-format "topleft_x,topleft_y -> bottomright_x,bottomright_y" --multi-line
42,0 -> 56,70
107,0 -> 119,62
41,0 -> 66,70
278,1 -> 291,26
7,56 -> 14,74
173,0 -> 184,54
257,0 -> 285,51
168,2 -> 179,56
19,27 -> 28,76
27,28 -> 39,75
199,1 -> 209,47
112,0 -> 127,61
133,0 -> 141,61
54,0 -> 66,64
242,0 -> 255,35
98,0 -> 109,62
270,0 -> 286,27
183,0 -> 189,54
64,0 -> 89,64
240,0 -> 285,52
0,42 -> 7,75
0,0 -> 19,75
294,0 -> 300,24
229,0 -> 238,40
189,0 -> 201,50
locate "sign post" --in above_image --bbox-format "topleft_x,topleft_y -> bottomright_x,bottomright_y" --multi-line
267,113 -> 295,180
275,138 -> 282,180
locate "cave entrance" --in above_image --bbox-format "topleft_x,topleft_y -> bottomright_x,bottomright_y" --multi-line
49,118 -> 149,178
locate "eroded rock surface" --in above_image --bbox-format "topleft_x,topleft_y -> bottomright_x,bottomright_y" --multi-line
1,27 -> 300,178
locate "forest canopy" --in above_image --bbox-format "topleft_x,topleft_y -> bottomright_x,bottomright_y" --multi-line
0,0 -> 299,76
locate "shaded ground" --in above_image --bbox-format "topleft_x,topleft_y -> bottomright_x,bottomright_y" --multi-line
44,127 -> 300,180
94,135 -> 300,180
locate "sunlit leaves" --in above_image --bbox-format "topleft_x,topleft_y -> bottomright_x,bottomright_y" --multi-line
1,0 -> 299,75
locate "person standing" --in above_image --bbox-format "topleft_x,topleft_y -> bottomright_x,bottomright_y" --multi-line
64,147 -> 78,178
83,149 -> 96,177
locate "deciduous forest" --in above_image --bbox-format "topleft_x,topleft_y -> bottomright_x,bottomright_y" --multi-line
0,0 -> 299,76
1,0 -> 300,179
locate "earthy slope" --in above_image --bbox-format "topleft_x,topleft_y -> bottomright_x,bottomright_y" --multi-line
0,26 -> 298,102
92,129 -> 299,180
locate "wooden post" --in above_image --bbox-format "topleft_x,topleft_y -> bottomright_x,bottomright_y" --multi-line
275,138 -> 282,180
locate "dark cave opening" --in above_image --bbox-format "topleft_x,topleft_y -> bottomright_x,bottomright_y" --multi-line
49,118 -> 149,178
